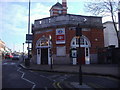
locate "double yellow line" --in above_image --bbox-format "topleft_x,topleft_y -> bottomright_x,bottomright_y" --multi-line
53,82 -> 62,89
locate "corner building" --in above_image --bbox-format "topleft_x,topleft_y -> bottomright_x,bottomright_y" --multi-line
32,0 -> 104,65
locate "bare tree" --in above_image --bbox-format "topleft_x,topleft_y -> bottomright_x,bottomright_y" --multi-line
84,0 -> 119,47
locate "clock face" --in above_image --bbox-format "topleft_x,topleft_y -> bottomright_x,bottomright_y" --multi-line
58,10 -> 62,14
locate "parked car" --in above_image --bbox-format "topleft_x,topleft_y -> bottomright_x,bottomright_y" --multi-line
12,54 -> 20,60
5,53 -> 13,59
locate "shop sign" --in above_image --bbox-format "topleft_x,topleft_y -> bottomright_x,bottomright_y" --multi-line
56,28 -> 65,44
26,34 -> 33,43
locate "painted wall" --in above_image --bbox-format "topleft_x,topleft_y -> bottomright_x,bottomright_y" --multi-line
103,21 -> 118,47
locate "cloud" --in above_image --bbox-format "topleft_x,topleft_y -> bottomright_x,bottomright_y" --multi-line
0,2 -> 50,52
31,3 -> 50,22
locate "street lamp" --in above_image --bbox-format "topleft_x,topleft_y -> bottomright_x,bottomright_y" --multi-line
49,35 -> 53,69
23,43 -> 24,62
76,24 -> 82,85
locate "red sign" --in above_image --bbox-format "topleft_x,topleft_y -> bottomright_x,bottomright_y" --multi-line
56,35 -> 65,40
56,28 -> 65,44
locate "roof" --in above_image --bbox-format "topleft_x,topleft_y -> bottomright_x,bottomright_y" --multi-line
35,14 -> 102,21
52,2 -> 63,8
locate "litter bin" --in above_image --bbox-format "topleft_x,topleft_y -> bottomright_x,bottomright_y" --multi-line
25,58 -> 30,66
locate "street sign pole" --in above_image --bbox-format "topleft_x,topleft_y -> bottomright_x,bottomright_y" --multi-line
76,24 -> 82,85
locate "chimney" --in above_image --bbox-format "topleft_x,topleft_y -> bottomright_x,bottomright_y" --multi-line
62,0 -> 67,14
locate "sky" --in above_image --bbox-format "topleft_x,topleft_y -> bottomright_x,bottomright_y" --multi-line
0,0 -> 118,53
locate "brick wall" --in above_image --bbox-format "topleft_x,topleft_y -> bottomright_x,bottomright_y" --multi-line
32,26 -> 104,56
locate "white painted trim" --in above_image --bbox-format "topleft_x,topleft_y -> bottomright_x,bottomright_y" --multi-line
48,48 -> 51,65
85,48 -> 90,64
73,58 -> 77,65
37,49 -> 41,64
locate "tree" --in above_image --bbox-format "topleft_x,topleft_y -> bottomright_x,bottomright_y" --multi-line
84,0 -> 120,48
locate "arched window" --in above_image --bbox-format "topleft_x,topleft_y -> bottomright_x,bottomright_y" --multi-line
70,35 -> 91,64
36,36 -> 52,48
71,35 -> 91,48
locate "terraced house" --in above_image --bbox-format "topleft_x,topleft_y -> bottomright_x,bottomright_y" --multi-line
31,0 -> 104,65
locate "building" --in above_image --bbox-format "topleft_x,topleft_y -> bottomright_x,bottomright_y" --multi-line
0,39 -> 5,60
103,21 -> 118,48
32,0 -> 104,65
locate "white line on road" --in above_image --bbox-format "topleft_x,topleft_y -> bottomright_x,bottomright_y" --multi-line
16,66 -> 36,89
3,63 -> 7,65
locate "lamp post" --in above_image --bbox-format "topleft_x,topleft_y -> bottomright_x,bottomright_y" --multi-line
23,43 -> 24,62
49,35 -> 53,69
27,0 -> 31,66
76,24 -> 82,85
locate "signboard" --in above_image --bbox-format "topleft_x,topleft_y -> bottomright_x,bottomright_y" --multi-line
56,28 -> 65,44
26,34 -> 33,43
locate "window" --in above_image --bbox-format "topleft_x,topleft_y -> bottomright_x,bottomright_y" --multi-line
56,46 -> 66,56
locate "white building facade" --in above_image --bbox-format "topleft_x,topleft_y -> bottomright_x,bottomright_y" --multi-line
103,21 -> 118,47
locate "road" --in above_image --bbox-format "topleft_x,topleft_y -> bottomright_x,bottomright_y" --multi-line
2,59 -> 120,89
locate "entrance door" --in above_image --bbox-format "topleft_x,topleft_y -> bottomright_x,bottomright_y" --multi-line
41,48 -> 48,64
77,48 -> 85,64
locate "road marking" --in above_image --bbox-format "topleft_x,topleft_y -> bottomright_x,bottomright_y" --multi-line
53,82 -> 62,89
16,66 -> 36,89
11,63 -> 15,65
39,75 -> 54,81
57,82 -> 62,88
53,82 -> 57,88
3,63 -> 7,65
2,62 -> 16,65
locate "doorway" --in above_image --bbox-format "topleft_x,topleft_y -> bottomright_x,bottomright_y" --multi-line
77,47 -> 85,64
41,48 -> 48,64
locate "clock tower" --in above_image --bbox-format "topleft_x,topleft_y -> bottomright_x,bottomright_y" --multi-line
50,0 -> 67,17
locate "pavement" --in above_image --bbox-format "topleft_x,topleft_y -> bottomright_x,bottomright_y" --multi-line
20,62 -> 120,78
19,61 -> 120,89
